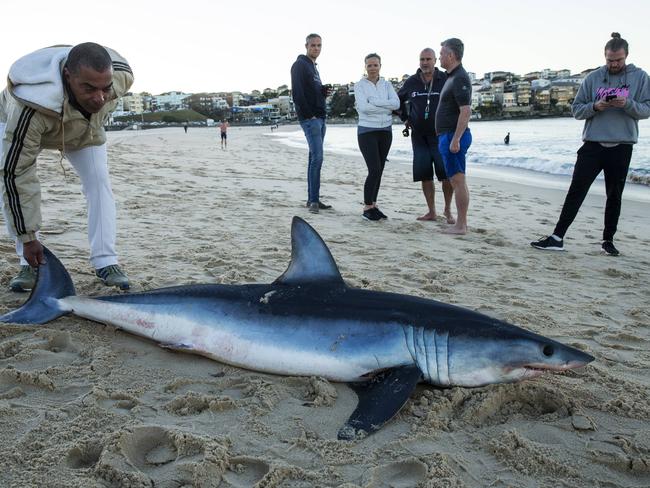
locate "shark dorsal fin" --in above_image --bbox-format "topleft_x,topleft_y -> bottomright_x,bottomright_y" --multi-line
274,217 -> 344,286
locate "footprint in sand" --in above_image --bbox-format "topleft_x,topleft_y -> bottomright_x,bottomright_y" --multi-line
362,459 -> 428,487
165,391 -> 237,416
65,440 -> 104,469
97,391 -> 139,413
0,330 -> 77,362
95,425 -> 229,487
221,456 -> 271,487
0,338 -> 24,360
485,237 -> 507,247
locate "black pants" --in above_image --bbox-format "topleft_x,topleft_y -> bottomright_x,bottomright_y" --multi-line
554,142 -> 633,241
358,130 -> 392,205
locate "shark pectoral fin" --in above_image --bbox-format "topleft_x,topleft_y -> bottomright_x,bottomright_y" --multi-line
337,365 -> 422,441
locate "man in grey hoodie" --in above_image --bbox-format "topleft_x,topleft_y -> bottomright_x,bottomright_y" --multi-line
531,33 -> 650,256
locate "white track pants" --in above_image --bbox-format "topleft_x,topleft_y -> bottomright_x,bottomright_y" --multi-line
1,125 -> 118,269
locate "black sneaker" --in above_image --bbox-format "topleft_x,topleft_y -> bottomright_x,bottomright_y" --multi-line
601,241 -> 620,256
362,208 -> 382,221
305,201 -> 332,210
308,202 -> 319,214
530,235 -> 564,251
375,208 -> 388,219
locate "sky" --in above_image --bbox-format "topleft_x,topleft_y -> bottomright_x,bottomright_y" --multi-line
2,0 -> 649,95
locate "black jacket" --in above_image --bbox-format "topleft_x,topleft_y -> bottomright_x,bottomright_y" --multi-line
397,68 -> 447,135
290,55 -> 326,121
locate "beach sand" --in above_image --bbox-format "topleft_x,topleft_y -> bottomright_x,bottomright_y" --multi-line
1,125 -> 648,487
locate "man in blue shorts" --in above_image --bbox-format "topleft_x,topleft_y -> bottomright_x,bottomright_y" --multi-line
398,48 -> 454,222
435,38 -> 472,234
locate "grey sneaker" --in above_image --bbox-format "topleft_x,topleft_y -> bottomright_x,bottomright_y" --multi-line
305,201 -> 332,210
9,265 -> 37,292
308,202 -> 319,214
96,265 -> 130,290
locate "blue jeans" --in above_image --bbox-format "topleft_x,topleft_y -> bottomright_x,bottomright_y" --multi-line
300,117 -> 326,203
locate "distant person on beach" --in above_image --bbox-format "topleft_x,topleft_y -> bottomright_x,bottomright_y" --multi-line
504,132 -> 510,145
183,121 -> 188,133
354,53 -> 400,221
0,42 -> 133,291
398,48 -> 454,223
435,38 -> 473,235
219,120 -> 229,149
531,32 -> 650,256
291,33 -> 332,214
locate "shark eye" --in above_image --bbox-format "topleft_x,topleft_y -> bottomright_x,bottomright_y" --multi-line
542,345 -> 554,357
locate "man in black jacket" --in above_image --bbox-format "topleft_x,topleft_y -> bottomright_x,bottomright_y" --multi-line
290,33 -> 331,214
398,48 -> 454,223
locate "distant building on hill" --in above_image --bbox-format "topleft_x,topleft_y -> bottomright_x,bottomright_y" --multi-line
484,71 -> 514,82
109,63 -> 600,122
514,81 -> 532,106
151,91 -> 192,111
122,92 -> 144,114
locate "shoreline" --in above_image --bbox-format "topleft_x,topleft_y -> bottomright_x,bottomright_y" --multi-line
268,123 -> 650,197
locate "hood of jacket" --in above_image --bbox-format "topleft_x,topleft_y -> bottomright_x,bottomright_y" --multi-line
296,54 -> 314,63
7,45 -> 73,116
594,63 -> 640,86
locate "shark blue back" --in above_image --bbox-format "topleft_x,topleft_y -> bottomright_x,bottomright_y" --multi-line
0,246 -> 75,324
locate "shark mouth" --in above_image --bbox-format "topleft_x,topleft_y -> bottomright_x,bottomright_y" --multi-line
522,367 -> 548,379
523,361 -> 585,374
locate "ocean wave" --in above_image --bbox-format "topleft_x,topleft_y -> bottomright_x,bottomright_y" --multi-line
270,119 -> 650,187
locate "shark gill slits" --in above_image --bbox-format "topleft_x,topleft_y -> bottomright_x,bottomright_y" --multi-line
543,345 -> 554,357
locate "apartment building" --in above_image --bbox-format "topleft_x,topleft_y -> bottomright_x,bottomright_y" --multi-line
121,92 -> 144,114
502,92 -> 517,108
151,91 -> 191,111
534,89 -> 551,108
550,85 -> 576,107
514,81 -> 532,106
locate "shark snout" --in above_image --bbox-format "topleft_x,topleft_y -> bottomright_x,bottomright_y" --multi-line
563,347 -> 595,369
526,347 -> 594,372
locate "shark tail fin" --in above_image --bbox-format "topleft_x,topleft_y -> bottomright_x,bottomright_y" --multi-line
0,246 -> 75,325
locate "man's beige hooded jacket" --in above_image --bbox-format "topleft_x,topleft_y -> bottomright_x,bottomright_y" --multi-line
0,45 -> 133,242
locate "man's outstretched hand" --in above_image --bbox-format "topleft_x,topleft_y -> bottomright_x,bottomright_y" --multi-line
23,240 -> 46,268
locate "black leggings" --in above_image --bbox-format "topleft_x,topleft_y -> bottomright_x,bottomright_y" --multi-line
554,142 -> 632,241
358,130 -> 392,205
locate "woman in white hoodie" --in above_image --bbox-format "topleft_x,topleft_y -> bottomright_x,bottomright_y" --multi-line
354,54 -> 400,221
